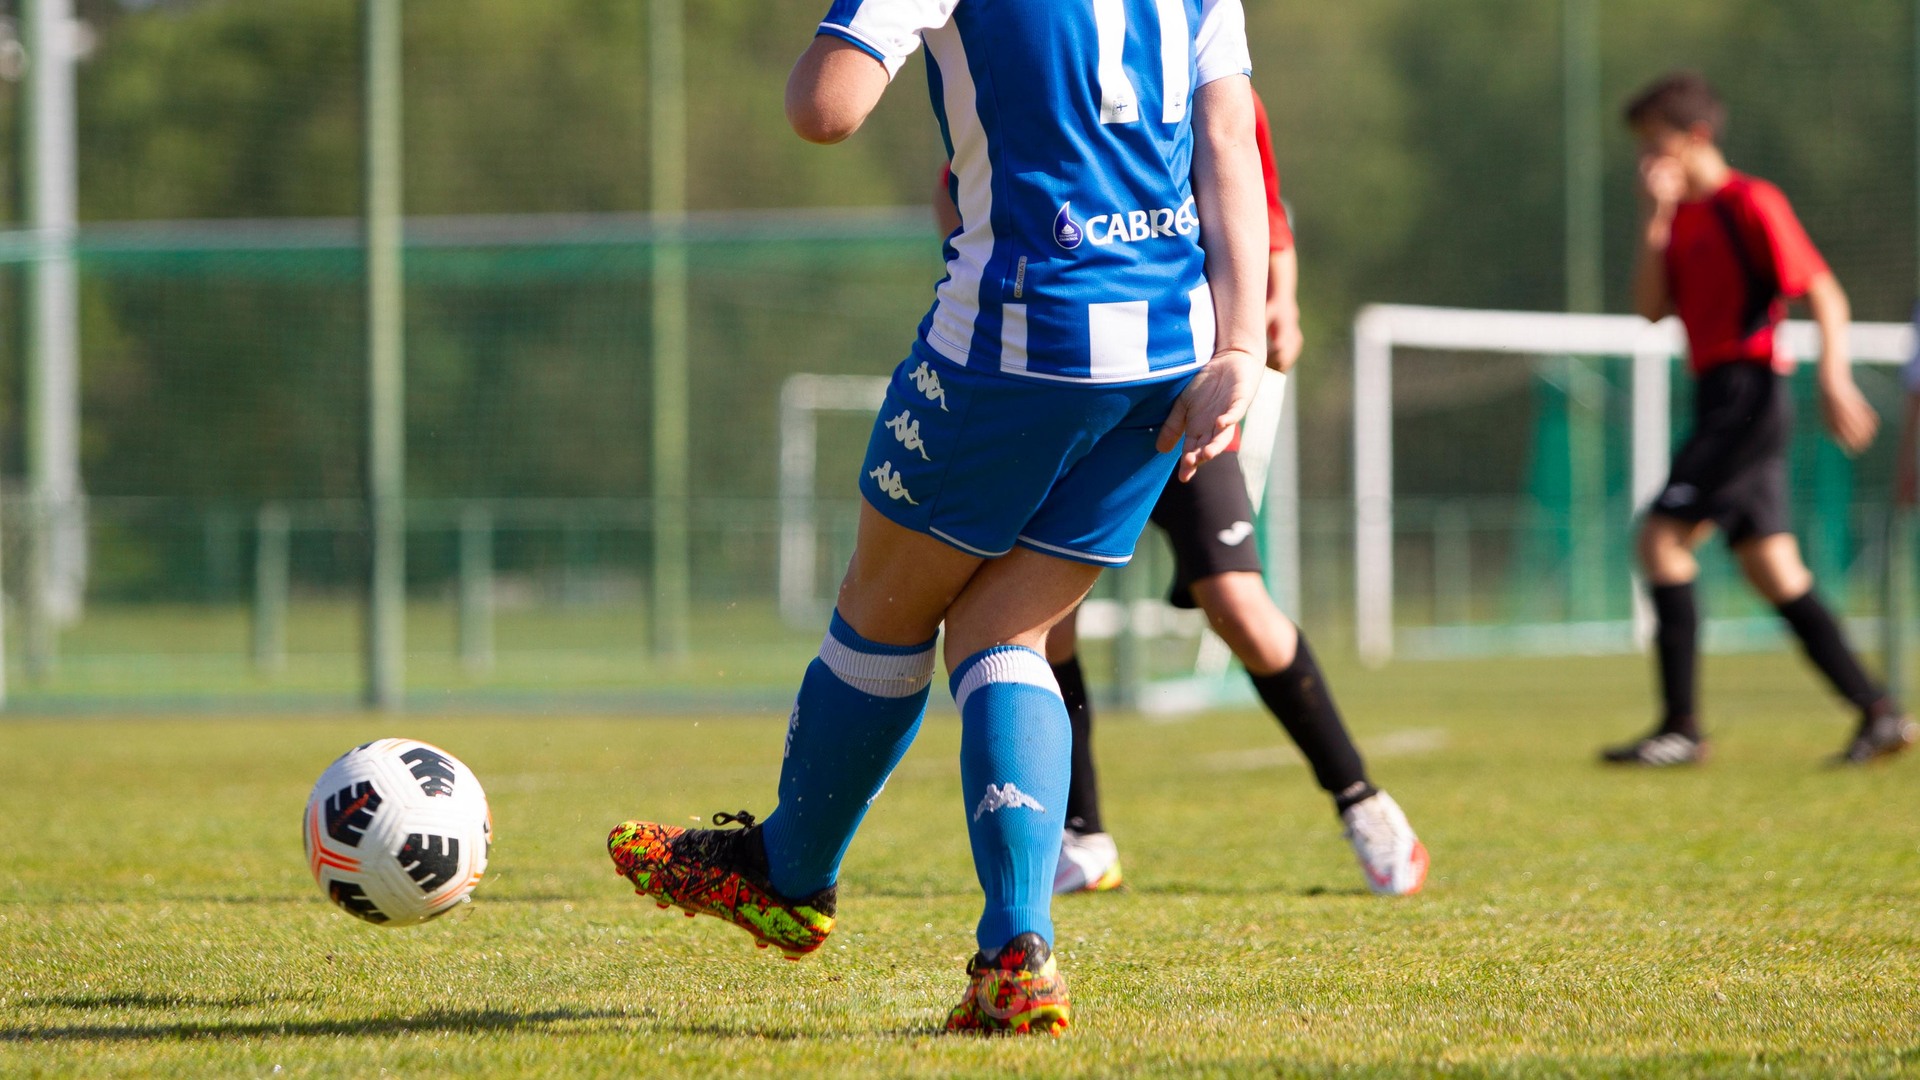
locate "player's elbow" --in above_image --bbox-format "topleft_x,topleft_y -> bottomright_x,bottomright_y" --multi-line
1806,271 -> 1849,318
785,89 -> 861,144
785,39 -> 886,145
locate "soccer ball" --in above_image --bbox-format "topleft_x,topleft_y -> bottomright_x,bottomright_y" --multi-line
303,738 -> 492,926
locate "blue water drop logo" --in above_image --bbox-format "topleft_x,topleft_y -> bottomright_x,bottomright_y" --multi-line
1053,202 -> 1083,251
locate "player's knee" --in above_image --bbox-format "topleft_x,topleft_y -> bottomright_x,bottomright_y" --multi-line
1192,573 -> 1296,674
1736,537 -> 1812,603
1638,520 -> 1697,584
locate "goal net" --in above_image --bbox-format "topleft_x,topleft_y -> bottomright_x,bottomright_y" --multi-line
1352,304 -> 1918,666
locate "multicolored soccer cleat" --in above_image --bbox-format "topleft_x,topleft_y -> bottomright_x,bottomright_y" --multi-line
944,931 -> 1071,1036
1341,790 -> 1429,896
1052,830 -> 1124,895
606,810 -> 834,959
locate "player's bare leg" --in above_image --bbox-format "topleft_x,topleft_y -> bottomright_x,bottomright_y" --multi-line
1188,572 -> 1425,894
1189,571 -> 1297,675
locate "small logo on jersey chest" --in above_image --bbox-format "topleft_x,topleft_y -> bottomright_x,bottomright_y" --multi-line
1053,203 -> 1084,250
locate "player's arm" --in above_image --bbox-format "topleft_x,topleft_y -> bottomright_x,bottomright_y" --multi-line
1896,389 -> 1920,507
786,36 -> 891,144
1632,157 -> 1682,322
1268,244 -> 1300,373
1803,270 -> 1878,454
1157,74 -> 1267,482
932,166 -> 960,237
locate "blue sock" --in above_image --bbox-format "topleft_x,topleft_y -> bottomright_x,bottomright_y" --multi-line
952,645 -> 1071,953
760,611 -> 936,899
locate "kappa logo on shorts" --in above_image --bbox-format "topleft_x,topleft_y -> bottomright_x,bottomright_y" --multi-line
884,409 -> 931,461
972,782 -> 1046,822
908,361 -> 950,411
1217,521 -> 1254,547
868,461 -> 919,505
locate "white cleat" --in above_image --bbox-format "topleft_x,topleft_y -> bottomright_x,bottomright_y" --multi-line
1340,791 -> 1428,896
1052,830 -> 1124,894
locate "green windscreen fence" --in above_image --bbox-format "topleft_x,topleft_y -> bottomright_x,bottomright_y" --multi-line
0,0 -> 1917,708
1,218 -> 931,707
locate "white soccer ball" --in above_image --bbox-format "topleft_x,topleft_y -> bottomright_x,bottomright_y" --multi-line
303,738 -> 491,927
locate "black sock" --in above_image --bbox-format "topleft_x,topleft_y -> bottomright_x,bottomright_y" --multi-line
1775,590 -> 1885,712
1651,583 -> 1701,740
1248,634 -> 1375,814
1053,657 -> 1103,835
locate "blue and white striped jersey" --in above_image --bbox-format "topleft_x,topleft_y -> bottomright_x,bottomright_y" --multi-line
818,0 -> 1251,384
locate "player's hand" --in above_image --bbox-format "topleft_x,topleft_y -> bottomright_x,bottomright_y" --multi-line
1158,348 -> 1261,482
1818,371 -> 1879,456
1267,303 -> 1302,373
1639,155 -> 1685,218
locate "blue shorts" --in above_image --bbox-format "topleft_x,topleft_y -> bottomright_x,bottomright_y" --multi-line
856,352 -> 1191,566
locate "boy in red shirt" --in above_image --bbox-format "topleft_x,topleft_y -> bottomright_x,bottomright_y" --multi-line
1605,72 -> 1915,766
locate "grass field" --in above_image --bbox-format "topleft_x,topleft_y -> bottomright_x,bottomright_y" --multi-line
3,650 -> 1918,1077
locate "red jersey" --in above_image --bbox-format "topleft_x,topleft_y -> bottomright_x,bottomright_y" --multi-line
1666,172 -> 1828,375
1251,90 -> 1292,253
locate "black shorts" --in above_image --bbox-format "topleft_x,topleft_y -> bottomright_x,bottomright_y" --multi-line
1649,362 -> 1793,547
1148,449 -> 1266,608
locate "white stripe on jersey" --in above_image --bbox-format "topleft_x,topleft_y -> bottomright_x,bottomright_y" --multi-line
1188,283 -> 1215,364
1000,303 -> 1030,375
924,25 -> 991,366
1092,0 -> 1141,125
819,0 -> 961,80
1195,0 -> 1253,86
1088,300 -> 1152,380
1156,0 -> 1192,123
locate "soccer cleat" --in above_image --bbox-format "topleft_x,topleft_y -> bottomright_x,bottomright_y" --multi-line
1833,711 -> 1918,766
1600,730 -> 1707,767
944,931 -> 1071,1036
1052,830 -> 1124,895
1341,790 -> 1428,896
606,810 -> 835,958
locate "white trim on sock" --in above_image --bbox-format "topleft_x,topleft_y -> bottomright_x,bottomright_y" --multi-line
953,647 -> 1060,714
818,633 -> 937,699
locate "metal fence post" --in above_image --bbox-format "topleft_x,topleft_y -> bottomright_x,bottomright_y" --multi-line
363,0 -> 406,709
253,504 -> 290,673
648,0 -> 691,661
459,505 -> 495,675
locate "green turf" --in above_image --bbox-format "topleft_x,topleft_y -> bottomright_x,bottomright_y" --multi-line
3,651 -> 1917,1077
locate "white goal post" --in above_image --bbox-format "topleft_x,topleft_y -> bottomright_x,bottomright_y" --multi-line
1352,303 -> 1919,666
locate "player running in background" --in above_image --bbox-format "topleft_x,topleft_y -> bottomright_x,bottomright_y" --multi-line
1604,71 -> 1916,767
935,90 -> 1428,897
608,0 -> 1269,1035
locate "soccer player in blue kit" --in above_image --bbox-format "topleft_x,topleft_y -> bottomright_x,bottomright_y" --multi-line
606,0 -> 1268,1035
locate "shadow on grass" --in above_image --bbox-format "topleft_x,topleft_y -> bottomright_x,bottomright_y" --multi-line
1116,881 -> 1373,898
2,1004 -> 938,1044
0,1006 -> 628,1043
20,993 -> 310,1012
